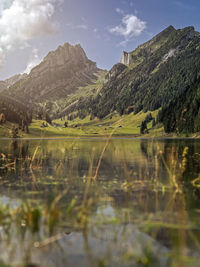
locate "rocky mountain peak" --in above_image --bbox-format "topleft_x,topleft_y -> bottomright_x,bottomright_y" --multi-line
8,43 -> 99,103
31,43 -> 92,75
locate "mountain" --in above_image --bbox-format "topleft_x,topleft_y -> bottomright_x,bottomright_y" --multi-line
6,43 -> 101,105
2,25 -> 200,135
0,42 -> 106,124
90,26 -> 200,121
0,74 -> 27,93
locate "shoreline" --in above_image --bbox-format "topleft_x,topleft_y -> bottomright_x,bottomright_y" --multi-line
0,135 -> 199,141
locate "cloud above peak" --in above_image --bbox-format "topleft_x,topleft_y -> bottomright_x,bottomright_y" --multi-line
0,0 -> 61,67
109,13 -> 146,45
24,48 -> 41,74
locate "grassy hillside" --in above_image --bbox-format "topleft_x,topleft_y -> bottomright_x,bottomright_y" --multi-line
53,70 -> 107,118
21,110 -> 164,138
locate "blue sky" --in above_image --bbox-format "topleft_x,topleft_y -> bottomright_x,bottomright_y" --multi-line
0,0 -> 199,80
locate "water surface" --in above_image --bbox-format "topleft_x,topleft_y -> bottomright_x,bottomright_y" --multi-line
0,138 -> 200,266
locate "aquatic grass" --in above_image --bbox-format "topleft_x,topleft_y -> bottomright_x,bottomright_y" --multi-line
191,176 -> 200,188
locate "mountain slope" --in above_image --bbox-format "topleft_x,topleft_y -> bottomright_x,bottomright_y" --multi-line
6,43 -> 101,104
0,95 -> 32,126
90,26 -> 200,119
0,74 -> 27,93
158,79 -> 200,134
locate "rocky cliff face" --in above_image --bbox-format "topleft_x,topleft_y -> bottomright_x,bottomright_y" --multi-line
121,52 -> 131,65
8,43 -> 100,103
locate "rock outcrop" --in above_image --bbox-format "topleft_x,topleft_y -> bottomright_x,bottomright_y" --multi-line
121,52 -> 131,65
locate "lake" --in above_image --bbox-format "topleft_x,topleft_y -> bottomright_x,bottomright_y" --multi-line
0,138 -> 200,267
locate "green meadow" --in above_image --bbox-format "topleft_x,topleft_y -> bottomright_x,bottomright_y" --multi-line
0,110 -> 166,138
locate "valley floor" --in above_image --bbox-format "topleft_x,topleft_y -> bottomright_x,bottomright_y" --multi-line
0,111 -> 198,139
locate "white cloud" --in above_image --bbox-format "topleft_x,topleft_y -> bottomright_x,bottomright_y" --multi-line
0,0 -> 61,67
24,48 -> 41,74
116,8 -> 124,14
109,13 -> 146,45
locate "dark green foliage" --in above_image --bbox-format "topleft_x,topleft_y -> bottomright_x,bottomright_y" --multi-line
11,126 -> 19,138
144,113 -> 153,123
158,80 -> 200,133
67,114 -> 75,121
124,106 -> 134,114
0,95 -> 32,126
152,118 -> 156,127
45,113 -> 52,125
140,121 -> 147,134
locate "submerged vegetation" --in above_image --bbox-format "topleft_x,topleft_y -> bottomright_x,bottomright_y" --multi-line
0,138 -> 200,266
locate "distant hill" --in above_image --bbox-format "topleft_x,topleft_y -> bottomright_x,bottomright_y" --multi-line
0,74 -> 27,93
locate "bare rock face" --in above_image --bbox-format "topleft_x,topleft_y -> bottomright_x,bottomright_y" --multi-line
8,43 -> 99,103
121,52 -> 131,65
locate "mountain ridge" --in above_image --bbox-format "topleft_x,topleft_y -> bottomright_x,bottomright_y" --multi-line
88,25 -> 200,121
